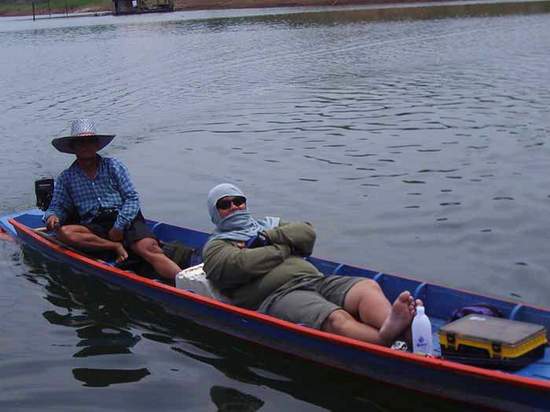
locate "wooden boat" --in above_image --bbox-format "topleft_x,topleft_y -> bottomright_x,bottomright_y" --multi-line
1,209 -> 549,411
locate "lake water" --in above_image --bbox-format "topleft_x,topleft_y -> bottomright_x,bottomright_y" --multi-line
1,6 -> 549,410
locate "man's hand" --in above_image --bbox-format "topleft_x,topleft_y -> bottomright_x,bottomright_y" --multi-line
245,232 -> 271,249
46,215 -> 60,231
108,227 -> 124,242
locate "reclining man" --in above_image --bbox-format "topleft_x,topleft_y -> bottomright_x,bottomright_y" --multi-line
203,183 -> 421,346
44,119 -> 181,280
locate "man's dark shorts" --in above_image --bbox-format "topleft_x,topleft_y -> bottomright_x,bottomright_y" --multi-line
83,209 -> 154,248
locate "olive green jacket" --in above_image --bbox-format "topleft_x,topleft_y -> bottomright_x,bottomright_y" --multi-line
203,222 -> 322,309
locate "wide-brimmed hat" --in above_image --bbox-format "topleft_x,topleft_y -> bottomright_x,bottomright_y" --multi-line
51,119 -> 115,154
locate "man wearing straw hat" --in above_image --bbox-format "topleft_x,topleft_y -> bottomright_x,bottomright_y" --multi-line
44,119 -> 182,280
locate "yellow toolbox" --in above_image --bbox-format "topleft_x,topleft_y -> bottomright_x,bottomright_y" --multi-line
439,314 -> 547,370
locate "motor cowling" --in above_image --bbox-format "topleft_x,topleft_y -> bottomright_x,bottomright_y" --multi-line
35,178 -> 54,211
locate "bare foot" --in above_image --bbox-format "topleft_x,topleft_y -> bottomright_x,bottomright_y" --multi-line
379,291 -> 415,346
114,243 -> 128,263
400,299 -> 423,345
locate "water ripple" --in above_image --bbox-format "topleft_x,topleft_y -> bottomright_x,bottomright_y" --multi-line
1,10 -> 550,412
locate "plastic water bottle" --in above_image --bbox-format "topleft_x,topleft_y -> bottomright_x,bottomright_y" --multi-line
412,306 -> 433,355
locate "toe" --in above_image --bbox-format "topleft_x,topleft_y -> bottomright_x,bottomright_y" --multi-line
398,291 -> 411,302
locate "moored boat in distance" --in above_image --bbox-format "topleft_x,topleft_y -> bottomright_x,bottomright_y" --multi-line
1,209 -> 549,411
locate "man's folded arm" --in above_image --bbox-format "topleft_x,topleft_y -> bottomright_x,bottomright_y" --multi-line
264,222 -> 316,257
203,239 -> 291,289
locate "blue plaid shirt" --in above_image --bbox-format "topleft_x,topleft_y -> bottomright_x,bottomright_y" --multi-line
44,156 -> 140,231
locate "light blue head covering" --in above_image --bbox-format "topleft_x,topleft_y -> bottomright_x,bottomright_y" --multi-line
207,183 -> 280,242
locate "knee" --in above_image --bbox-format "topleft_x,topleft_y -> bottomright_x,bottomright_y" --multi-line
57,225 -> 76,242
347,278 -> 383,301
134,238 -> 162,257
357,278 -> 382,294
146,241 -> 163,255
322,309 -> 354,334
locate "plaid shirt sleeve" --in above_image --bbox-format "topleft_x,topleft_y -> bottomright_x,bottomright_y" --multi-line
109,159 -> 140,231
43,172 -> 71,224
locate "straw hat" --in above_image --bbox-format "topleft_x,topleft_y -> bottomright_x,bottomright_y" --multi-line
51,119 -> 115,154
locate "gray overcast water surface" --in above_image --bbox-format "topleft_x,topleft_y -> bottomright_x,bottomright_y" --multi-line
0,8 -> 549,411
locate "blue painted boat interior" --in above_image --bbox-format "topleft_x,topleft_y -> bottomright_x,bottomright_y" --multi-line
2,209 -> 549,383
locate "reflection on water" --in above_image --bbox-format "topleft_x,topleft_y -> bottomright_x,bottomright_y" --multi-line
210,386 -> 264,412
17,246 -> 483,411
73,368 -> 151,387
1,7 -> 550,411
23,247 -> 142,355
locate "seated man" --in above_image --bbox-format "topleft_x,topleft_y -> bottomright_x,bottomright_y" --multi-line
44,119 -> 181,280
203,183 -> 421,347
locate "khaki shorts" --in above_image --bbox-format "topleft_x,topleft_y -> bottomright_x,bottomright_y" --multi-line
260,275 -> 364,330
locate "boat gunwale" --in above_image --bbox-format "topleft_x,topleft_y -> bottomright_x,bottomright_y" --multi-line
8,216 -> 550,393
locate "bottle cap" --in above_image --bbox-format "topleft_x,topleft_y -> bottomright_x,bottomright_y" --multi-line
417,306 -> 425,315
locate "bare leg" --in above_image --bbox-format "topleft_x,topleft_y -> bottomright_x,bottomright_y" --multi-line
131,237 -> 181,280
378,291 -> 417,345
322,290 -> 416,346
345,280 -> 418,344
322,309 -> 389,345
57,225 -> 128,262
343,279 -> 392,328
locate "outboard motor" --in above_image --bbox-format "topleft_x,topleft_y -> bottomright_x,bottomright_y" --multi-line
35,178 -> 54,211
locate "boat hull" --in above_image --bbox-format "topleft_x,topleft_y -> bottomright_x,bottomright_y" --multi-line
3,210 -> 549,411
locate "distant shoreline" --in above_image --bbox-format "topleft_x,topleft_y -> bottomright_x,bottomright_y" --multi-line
2,0 -> 550,18
172,0 -> 444,12
0,0 -> 438,17
0,3 -> 109,17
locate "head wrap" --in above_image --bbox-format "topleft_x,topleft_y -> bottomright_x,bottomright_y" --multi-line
207,183 -> 279,242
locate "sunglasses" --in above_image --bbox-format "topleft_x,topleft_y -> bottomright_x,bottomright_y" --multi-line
216,196 -> 246,210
